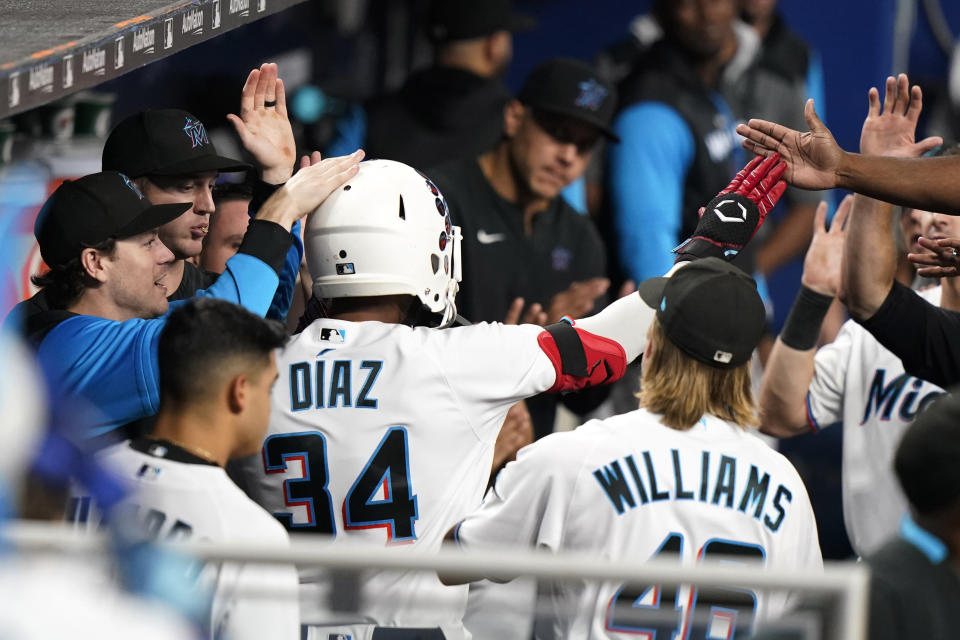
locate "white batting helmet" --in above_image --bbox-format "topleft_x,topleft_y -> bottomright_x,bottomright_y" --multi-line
304,159 -> 462,327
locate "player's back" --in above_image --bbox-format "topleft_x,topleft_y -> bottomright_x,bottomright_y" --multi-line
507,409 -> 822,639
232,317 -> 554,632
99,440 -> 299,640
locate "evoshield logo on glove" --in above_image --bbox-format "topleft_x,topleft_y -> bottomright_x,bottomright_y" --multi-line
673,153 -> 787,263
713,199 -> 747,223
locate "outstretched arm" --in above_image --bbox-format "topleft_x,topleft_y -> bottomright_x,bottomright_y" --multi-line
737,74 -> 949,212
760,198 -> 849,437
843,75 -> 932,320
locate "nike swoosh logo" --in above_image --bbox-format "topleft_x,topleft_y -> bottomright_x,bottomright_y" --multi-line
477,229 -> 507,244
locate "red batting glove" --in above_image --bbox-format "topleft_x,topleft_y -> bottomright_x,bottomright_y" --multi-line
677,153 -> 788,262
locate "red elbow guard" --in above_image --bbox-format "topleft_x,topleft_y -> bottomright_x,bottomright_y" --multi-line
537,321 -> 628,393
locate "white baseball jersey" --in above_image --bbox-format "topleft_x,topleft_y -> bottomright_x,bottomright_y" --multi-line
98,440 -> 300,640
231,318 -> 556,637
806,286 -> 946,556
455,409 -> 822,640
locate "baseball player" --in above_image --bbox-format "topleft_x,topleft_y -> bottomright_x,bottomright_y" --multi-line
230,154 -> 787,639
759,198 -> 951,556
757,81 -> 953,557
94,298 -> 298,639
445,259 -> 821,639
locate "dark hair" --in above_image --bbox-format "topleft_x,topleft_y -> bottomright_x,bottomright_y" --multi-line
213,180 -> 254,205
30,237 -> 117,309
158,298 -> 287,407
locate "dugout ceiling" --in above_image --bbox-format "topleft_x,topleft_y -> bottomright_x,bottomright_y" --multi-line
0,0 -> 306,119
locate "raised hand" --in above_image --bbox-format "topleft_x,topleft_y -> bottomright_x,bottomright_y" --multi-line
228,62 -> 297,185
258,150 -> 364,229
545,278 -> 610,324
675,153 -> 787,262
909,236 -> 960,278
503,297 -> 548,326
860,74 -> 942,158
802,196 -> 851,297
736,99 -> 842,190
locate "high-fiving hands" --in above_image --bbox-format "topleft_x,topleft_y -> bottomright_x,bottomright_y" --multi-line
802,196 -> 852,298
228,62 -> 298,185
860,74 -> 942,158
674,153 -> 787,262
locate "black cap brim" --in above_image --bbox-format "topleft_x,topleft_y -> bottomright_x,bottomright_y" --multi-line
117,201 -> 192,239
638,276 -> 668,309
533,104 -> 621,143
147,154 -> 251,176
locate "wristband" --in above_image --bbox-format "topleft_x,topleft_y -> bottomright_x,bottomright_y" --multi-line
779,285 -> 834,350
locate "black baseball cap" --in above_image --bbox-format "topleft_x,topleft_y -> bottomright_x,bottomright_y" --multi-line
428,0 -> 536,43
102,109 -> 250,178
638,258 -> 765,369
518,58 -> 619,142
895,393 -> 960,515
34,171 -> 190,267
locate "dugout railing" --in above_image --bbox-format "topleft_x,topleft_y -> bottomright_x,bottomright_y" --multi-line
2,519 -> 869,640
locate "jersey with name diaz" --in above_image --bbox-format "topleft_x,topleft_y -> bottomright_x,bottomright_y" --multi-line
593,448 -> 794,534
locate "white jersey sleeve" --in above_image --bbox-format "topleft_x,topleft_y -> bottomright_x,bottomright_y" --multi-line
425,322 -> 556,438
805,320 -> 855,431
455,431 -> 585,553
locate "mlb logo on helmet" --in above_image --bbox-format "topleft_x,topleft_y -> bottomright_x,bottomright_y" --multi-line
182,117 -> 209,148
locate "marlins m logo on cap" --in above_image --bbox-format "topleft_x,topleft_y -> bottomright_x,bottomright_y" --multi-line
575,78 -> 607,111
183,117 -> 209,148
121,173 -> 145,199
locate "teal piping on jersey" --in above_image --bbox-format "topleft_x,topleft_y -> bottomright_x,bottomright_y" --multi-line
899,514 -> 948,564
608,102 -> 694,282
804,392 -> 821,433
36,251 -> 281,439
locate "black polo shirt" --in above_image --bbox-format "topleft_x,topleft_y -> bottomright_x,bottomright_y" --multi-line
428,158 -> 606,323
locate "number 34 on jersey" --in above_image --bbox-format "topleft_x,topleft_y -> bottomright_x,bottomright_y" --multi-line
262,426 -> 419,544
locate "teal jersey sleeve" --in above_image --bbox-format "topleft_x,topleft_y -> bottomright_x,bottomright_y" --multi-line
265,219 -> 303,321
608,102 -> 694,282
37,248 -> 283,438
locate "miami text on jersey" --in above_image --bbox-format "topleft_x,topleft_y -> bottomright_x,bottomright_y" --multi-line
861,369 -> 944,424
592,449 -> 793,533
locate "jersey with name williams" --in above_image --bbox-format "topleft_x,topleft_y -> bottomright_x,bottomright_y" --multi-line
806,285 -> 946,557
97,442 -> 300,640
230,318 -> 555,633
455,409 -> 821,640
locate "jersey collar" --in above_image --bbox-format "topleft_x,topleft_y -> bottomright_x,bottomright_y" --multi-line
130,437 -> 220,467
